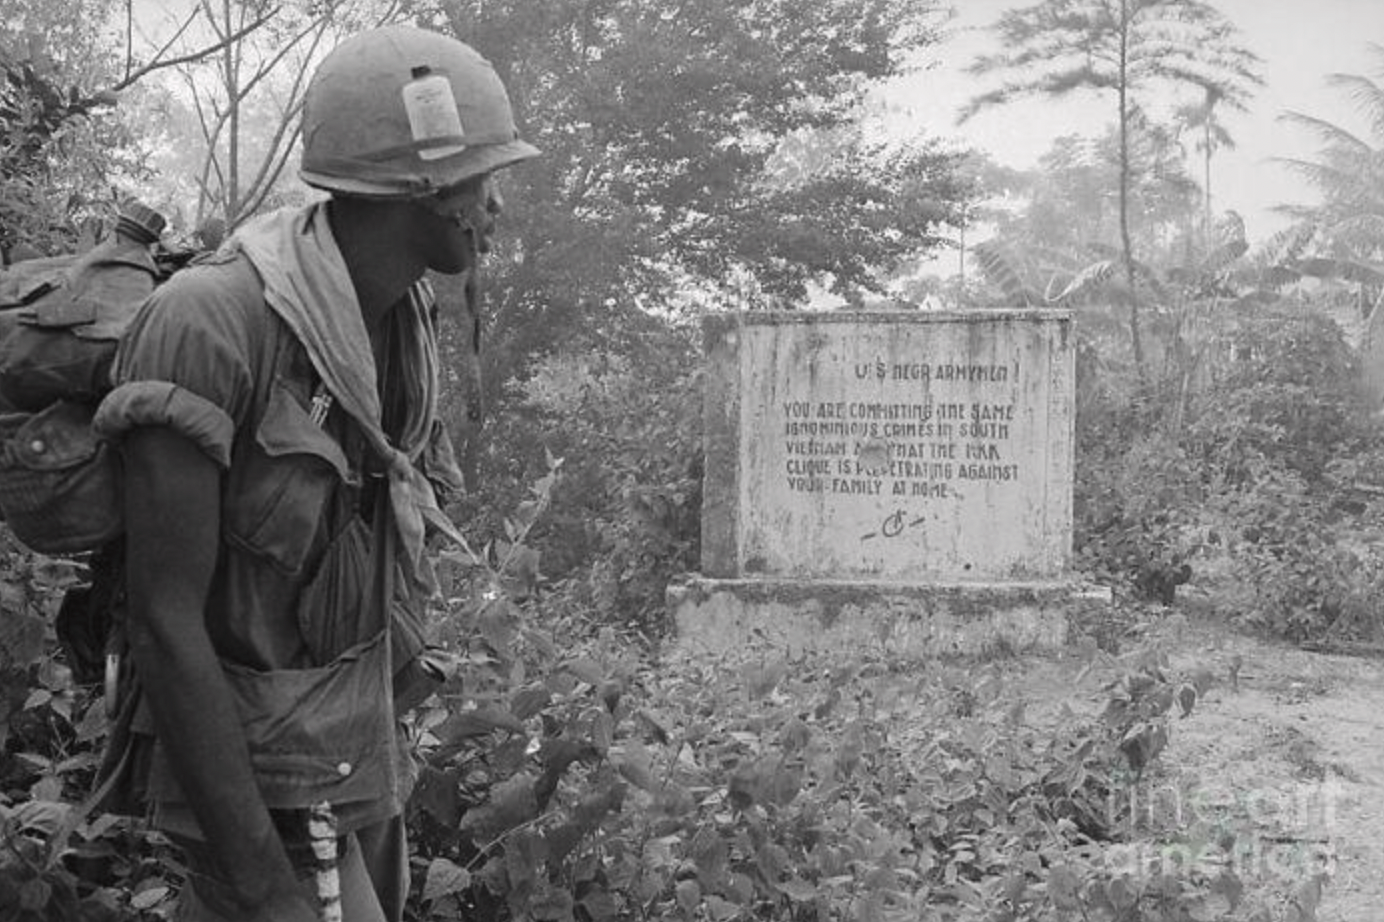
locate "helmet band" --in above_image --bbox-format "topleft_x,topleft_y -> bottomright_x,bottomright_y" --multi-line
353,129 -> 520,163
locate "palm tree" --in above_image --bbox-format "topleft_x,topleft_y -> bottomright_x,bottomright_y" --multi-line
1274,43 -> 1384,402
1174,83 -> 1249,246
1275,42 -> 1384,265
961,0 -> 1262,372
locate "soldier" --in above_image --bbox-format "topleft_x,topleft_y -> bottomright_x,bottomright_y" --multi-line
93,25 -> 538,922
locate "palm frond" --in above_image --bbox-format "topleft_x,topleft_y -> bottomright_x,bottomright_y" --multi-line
1277,110 -> 1375,155
1196,237 -> 1248,278
1328,213 -> 1384,244
973,240 -> 1037,306
1293,256 -> 1384,288
1045,258 -> 1116,304
1081,241 -> 1167,298
1256,221 -> 1318,268
1323,72 -> 1384,141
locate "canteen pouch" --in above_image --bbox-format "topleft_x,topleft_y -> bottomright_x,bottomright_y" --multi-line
0,401 -> 122,554
144,632 -> 398,810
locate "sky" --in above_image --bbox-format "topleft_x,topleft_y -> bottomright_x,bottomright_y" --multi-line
880,0 -> 1384,255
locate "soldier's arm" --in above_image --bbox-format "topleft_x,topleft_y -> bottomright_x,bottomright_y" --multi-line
123,426 -> 318,922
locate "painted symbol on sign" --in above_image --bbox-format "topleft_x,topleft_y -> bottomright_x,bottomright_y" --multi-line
861,510 -> 928,542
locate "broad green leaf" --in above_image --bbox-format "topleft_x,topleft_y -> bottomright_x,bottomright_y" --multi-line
129,884 -> 169,910
1047,864 -> 1082,911
423,858 -> 471,903
528,884 -> 575,922
578,888 -> 618,922
1189,892 -> 1232,921
776,876 -> 819,902
612,742 -> 659,793
756,843 -> 791,883
704,894 -> 740,921
675,879 -> 701,914
459,772 -> 538,844
565,657 -> 605,687
506,828 -> 548,891
1107,875 -> 1137,910
511,685 -> 552,720
13,799 -> 69,834
544,822 -> 584,864
653,781 -> 696,818
19,877 -> 51,911
0,610 -> 45,668
778,717 -> 812,751
433,706 -> 524,747
690,826 -> 728,879
741,658 -> 787,700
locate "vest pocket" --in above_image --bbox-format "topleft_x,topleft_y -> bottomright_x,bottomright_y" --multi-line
295,515 -> 376,665
147,632 -> 397,810
225,382 -> 350,575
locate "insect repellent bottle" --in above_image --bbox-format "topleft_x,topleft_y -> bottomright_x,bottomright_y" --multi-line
401,65 -> 467,161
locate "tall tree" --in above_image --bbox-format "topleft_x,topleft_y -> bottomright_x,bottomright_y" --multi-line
1275,43 -> 1384,401
960,0 -> 1261,370
973,124 -> 1199,311
419,0 -> 965,361
147,0 -> 402,232
0,0 -> 288,252
403,0 -> 971,503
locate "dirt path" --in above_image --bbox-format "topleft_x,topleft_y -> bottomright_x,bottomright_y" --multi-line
1159,620 -> 1384,922
1014,611 -> 1384,921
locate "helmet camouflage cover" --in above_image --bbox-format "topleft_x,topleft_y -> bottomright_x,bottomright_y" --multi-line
300,25 -> 539,197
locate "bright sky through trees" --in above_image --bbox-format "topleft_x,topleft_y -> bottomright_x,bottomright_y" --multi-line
884,0 -> 1383,248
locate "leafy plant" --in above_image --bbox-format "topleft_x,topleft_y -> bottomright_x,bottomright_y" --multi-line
406,540 -> 1266,922
449,340 -> 704,636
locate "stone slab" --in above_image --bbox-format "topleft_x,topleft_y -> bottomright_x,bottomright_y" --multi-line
668,576 -> 1110,659
701,310 -> 1075,583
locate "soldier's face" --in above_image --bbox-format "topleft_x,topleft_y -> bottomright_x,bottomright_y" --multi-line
412,174 -> 501,274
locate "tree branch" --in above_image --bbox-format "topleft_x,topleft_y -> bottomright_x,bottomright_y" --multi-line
107,5 -> 281,94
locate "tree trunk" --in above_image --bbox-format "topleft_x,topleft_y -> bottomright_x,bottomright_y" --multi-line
1203,121 -> 1213,244
958,214 -> 967,304
1118,2 -> 1143,372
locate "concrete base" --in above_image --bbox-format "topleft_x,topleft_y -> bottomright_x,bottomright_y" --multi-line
667,575 -> 1111,659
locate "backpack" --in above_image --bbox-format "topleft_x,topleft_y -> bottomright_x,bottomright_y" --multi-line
0,203 -> 191,691
0,202 -> 177,557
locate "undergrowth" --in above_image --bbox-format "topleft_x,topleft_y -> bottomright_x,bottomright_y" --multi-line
1075,303 -> 1384,642
1,460 -> 1332,922
404,626 -> 1258,922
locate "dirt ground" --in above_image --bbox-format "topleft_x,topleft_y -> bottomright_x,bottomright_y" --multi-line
1013,604 -> 1384,921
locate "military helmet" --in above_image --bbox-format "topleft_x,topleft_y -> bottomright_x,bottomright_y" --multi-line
300,25 -> 539,197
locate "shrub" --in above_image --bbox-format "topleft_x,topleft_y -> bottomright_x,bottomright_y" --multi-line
410,508 -> 1252,922
450,338 -> 703,636
1074,327 -> 1203,604
1076,429 -> 1202,604
1075,300 -> 1384,639
1183,307 -> 1368,483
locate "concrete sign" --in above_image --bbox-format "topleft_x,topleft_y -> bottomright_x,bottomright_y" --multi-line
701,310 -> 1074,583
